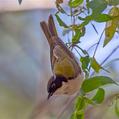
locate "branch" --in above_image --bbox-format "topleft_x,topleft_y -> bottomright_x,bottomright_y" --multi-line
101,45 -> 119,66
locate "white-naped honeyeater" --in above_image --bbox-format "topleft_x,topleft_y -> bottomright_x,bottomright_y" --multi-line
40,15 -> 84,99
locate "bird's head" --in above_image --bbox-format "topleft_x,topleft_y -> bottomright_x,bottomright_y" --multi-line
47,75 -> 68,99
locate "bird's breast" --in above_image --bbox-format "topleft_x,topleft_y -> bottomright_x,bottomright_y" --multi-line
54,73 -> 84,95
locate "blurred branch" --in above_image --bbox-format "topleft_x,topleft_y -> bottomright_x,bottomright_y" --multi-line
85,93 -> 119,119
0,0 -> 55,12
18,0 -> 22,4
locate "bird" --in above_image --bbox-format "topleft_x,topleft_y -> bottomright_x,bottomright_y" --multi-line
40,15 -> 84,99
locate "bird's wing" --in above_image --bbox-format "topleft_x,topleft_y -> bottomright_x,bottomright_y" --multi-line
51,39 -> 82,79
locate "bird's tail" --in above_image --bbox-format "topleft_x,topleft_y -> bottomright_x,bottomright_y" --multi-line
48,15 -> 58,37
40,15 -> 58,46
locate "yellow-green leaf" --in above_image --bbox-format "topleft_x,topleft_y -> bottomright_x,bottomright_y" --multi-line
92,88 -> 105,104
115,99 -> 119,118
106,0 -> 119,6
91,58 -> 101,73
80,56 -> 90,71
69,0 -> 83,8
93,14 -> 113,22
104,7 -> 119,47
87,0 -> 107,15
55,14 -> 68,28
72,27 -> 85,44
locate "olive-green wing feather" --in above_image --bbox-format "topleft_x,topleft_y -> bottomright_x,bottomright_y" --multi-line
52,40 -> 81,79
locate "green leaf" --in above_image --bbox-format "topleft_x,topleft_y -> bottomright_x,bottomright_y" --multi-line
87,0 -> 107,15
78,16 -> 92,28
92,88 -> 105,104
78,16 -> 86,21
115,99 -> 119,118
80,56 -> 90,71
70,113 -> 76,119
72,30 -> 82,43
76,111 -> 84,119
93,14 -> 113,22
71,96 -> 85,119
107,0 -> 119,6
91,58 -> 110,73
86,0 -> 90,14
104,7 -> 119,47
81,76 -> 117,93
71,110 -> 84,119
91,58 -> 101,73
69,0 -> 83,8
75,96 -> 86,110
73,9 -> 82,16
84,97 -> 95,105
72,27 -> 85,43
80,55 -> 90,78
18,0 -> 22,4
55,14 -> 68,28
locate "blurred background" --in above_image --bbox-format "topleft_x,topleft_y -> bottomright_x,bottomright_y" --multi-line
0,1 -> 119,119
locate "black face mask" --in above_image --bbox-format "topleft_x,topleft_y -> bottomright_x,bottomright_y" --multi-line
47,75 -> 68,99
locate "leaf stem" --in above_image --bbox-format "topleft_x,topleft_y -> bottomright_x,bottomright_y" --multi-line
101,45 -> 119,66
74,47 -> 82,57
93,29 -> 105,58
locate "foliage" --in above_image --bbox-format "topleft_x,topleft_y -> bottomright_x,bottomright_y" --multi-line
18,0 -> 119,118
104,7 -> 119,46
115,96 -> 119,118
54,0 -> 119,119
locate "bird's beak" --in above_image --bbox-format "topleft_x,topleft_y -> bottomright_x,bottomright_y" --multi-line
47,92 -> 53,100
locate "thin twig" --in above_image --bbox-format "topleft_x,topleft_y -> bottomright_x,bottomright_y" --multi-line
74,44 -> 89,56
87,42 -> 98,51
101,45 -> 119,66
93,29 -> 105,58
74,47 -> 82,57
82,11 -> 99,35
71,8 -> 74,37
91,22 -> 99,35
